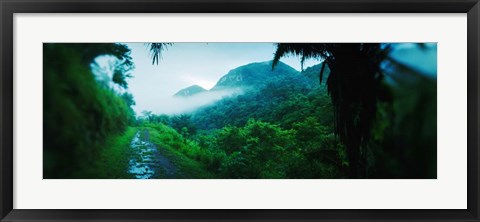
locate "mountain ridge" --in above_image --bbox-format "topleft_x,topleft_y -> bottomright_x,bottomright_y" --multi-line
173,85 -> 207,97
173,60 -> 304,97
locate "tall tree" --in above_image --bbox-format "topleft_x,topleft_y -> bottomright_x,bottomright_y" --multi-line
147,42 -> 393,178
147,43 -> 172,65
272,43 -> 391,178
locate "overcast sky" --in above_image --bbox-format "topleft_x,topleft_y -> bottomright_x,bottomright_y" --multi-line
122,43 -> 320,115
96,43 -> 436,115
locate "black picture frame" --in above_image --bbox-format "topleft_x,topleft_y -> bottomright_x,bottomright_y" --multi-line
1,0 -> 479,221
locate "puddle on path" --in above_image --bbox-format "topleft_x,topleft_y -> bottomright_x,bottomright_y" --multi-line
127,130 -> 178,179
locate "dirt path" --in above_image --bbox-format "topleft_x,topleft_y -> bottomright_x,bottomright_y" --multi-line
127,130 -> 180,179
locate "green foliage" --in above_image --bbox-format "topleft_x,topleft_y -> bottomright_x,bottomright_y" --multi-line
141,111 -> 172,126
210,61 -> 299,91
214,126 -> 244,154
171,114 -> 197,137
191,63 -> 334,130
217,119 -> 295,178
143,123 -> 217,178
290,117 -> 348,178
179,54 -> 435,179
72,127 -> 138,178
173,63 -> 348,178
44,43 -> 436,179
273,43 -> 395,178
43,43 -> 136,178
121,92 -> 136,107
112,70 -> 129,88
140,118 -> 344,179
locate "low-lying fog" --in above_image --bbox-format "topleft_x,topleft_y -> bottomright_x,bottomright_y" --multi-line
123,43 -> 319,116
147,88 -> 243,115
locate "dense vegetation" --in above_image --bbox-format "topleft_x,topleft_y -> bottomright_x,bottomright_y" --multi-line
44,44 -> 136,178
44,43 -> 436,179
142,59 -> 436,178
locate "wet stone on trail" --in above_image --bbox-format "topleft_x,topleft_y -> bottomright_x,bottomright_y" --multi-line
128,130 -> 179,179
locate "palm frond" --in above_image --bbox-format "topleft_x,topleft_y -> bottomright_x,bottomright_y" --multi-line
272,43 -> 330,70
146,43 -> 173,65
272,43 -> 391,178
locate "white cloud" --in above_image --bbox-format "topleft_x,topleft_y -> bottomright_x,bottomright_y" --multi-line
137,88 -> 243,115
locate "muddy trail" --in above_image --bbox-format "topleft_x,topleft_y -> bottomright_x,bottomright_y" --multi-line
127,130 -> 182,179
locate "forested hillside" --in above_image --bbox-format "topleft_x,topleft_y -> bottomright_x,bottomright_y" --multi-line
151,61 -> 344,178
44,43 -> 437,179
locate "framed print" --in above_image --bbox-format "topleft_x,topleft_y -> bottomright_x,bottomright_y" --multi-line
1,0 -> 479,221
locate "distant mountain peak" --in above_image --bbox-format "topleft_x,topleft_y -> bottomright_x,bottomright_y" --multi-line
173,60 -> 306,98
173,85 -> 207,97
210,60 -> 299,91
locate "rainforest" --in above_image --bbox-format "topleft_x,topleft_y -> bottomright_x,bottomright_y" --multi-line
43,43 -> 437,179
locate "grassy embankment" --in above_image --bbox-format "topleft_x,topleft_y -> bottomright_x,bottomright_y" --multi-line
72,124 -> 213,179
71,127 -> 137,178
141,123 -> 215,179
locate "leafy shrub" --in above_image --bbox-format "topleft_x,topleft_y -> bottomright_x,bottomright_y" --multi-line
43,44 -> 135,178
